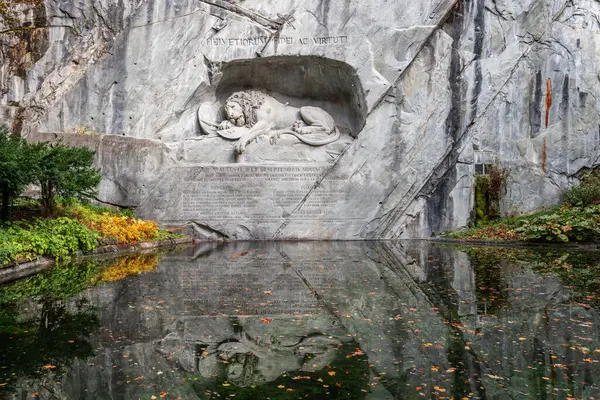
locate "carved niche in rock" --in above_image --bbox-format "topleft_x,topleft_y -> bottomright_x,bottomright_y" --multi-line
198,90 -> 342,161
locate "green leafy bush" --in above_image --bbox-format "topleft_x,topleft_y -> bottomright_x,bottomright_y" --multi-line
33,142 -> 101,216
0,218 -> 97,265
0,125 -> 39,221
515,205 -> 600,242
447,204 -> 600,243
560,169 -> 600,207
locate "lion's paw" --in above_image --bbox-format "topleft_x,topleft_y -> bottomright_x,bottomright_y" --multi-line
292,120 -> 305,132
295,126 -> 313,135
234,140 -> 246,155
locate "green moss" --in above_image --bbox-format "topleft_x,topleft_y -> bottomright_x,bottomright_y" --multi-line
474,175 -> 490,224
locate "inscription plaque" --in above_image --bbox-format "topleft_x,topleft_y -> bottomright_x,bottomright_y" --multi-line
179,164 -> 346,221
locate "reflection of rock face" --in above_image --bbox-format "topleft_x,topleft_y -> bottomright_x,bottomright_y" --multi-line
9,242 -> 600,399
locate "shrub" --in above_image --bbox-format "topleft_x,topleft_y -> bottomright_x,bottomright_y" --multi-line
560,169 -> 600,207
515,205 -> 600,242
0,125 -> 38,221
32,142 -> 101,216
62,201 -> 161,244
0,218 -> 97,265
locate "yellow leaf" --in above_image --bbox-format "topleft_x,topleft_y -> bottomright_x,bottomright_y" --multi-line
328,371 -> 336,376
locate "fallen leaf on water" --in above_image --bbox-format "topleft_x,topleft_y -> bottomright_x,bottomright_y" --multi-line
222,383 -> 230,387
446,368 -> 456,373
259,318 -> 271,324
519,337 -> 527,341
263,291 -> 272,295
346,348 -> 365,358
43,365 -> 56,369
328,371 -> 336,376
277,385 -> 285,389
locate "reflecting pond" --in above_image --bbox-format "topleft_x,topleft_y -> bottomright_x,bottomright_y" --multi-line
1,241 -> 600,399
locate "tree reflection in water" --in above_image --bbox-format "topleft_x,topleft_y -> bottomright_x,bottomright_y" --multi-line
0,297 -> 99,395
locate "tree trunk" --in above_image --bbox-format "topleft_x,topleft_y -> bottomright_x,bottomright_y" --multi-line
1,183 -> 10,222
41,180 -> 53,217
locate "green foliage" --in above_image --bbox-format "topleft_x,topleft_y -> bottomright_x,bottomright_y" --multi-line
0,125 -> 39,221
0,218 -> 98,265
34,142 -> 102,216
0,260 -> 100,302
451,246 -> 600,308
559,169 -> 600,207
515,205 -> 600,242
447,204 -> 600,243
473,164 -> 510,223
0,199 -> 176,267
474,175 -> 491,223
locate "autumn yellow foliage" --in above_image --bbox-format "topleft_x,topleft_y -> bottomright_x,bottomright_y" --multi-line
95,254 -> 159,282
64,202 -> 162,244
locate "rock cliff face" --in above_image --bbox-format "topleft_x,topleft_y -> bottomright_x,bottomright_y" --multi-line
1,0 -> 599,239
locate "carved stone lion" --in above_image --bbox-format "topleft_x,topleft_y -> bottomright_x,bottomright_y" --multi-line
212,90 -> 341,157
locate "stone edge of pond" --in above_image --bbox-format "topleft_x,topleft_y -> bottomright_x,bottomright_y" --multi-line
0,236 -> 195,283
430,237 -> 600,249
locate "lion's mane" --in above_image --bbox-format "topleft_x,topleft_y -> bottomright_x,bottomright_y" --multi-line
226,90 -> 265,127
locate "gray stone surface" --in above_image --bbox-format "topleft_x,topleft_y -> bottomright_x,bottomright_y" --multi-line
1,0 -> 599,238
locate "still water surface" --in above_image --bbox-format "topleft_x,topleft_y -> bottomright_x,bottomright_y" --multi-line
1,241 -> 600,399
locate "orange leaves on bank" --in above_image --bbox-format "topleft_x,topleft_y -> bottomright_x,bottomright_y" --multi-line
67,203 -> 160,244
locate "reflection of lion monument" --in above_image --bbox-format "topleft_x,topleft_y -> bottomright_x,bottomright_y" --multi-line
204,90 -> 341,158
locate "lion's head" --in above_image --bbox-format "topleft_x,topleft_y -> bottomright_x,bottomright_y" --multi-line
224,90 -> 265,127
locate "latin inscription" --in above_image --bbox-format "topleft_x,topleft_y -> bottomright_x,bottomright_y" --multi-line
181,165 -> 345,220
200,35 -> 348,47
